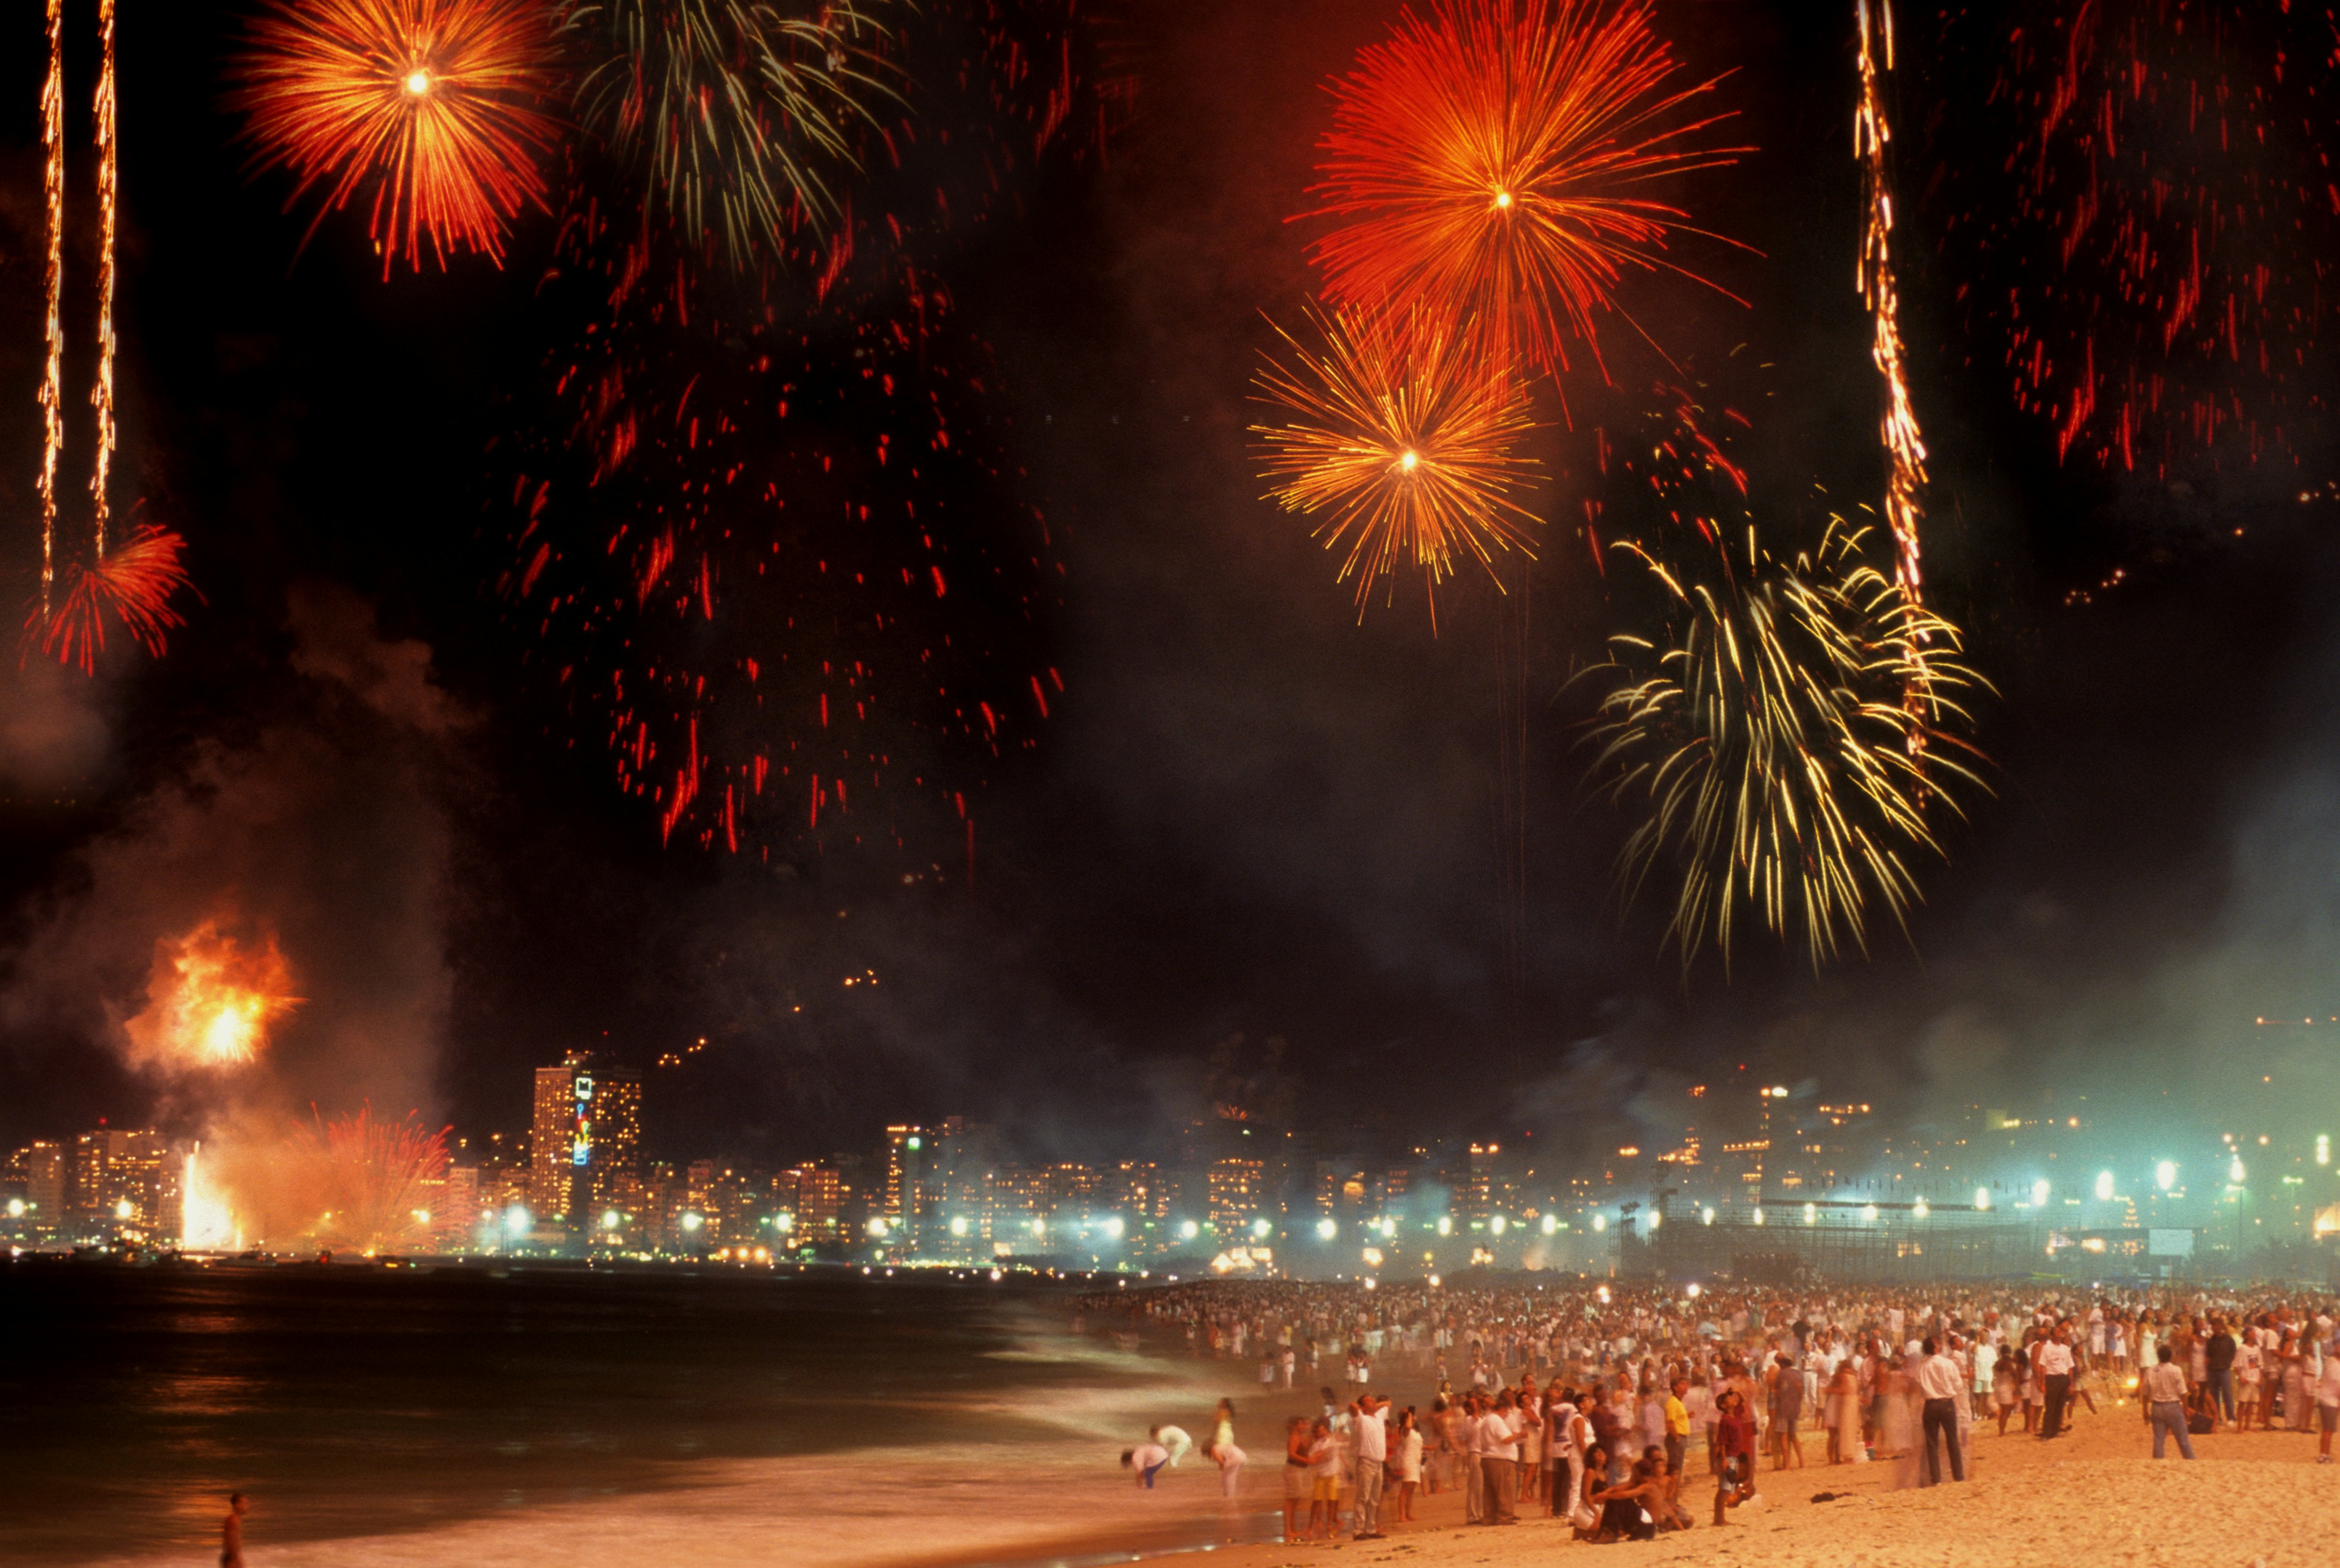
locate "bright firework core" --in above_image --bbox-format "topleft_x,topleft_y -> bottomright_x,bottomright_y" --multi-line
122,920 -> 302,1072
403,68 -> 431,95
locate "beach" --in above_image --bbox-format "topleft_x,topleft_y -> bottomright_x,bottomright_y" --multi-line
1122,1392 -> 2340,1568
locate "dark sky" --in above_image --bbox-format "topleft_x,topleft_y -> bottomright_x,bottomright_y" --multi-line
3,1 -> 2336,1176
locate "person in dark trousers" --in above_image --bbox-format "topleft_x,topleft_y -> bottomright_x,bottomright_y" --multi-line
1913,1337 -> 1966,1484
2204,1319 -> 2238,1427
2036,1327 -> 2076,1438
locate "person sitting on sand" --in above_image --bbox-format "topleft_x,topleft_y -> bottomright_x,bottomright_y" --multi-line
1584,1450 -> 1662,1542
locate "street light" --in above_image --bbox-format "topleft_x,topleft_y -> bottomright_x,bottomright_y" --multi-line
2094,1170 -> 2115,1201
1974,1187 -> 1991,1211
2030,1179 -> 2051,1208
1315,1218 -> 1337,1241
2155,1160 -> 2177,1191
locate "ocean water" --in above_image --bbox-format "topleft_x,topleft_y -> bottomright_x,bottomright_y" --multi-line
0,1260 -> 1272,1567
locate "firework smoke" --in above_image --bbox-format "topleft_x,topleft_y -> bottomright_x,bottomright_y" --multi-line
121,919 -> 303,1074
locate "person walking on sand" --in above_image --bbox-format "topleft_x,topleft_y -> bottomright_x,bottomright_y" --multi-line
220,1494 -> 249,1568
2143,1344 -> 2195,1460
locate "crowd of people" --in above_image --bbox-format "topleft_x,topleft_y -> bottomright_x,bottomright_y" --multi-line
1077,1275 -> 2340,1542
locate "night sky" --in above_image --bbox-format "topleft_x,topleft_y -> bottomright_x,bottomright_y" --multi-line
3,1 -> 2336,1174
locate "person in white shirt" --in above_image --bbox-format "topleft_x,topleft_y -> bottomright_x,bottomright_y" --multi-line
2035,1332 -> 2076,1439
1913,1338 -> 1966,1484
2142,1344 -> 2194,1459
1350,1396 -> 1388,1539
1478,1393 -> 1523,1524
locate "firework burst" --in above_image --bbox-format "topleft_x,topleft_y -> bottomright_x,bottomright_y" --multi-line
296,1107 -> 451,1255
1251,303 -> 1542,623
563,0 -> 896,272
1583,517 -> 1985,971
1304,0 -> 1748,383
120,916 -> 302,1074
25,524 -> 194,677
234,0 -> 560,275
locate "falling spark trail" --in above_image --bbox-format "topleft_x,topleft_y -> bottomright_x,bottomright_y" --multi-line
38,0 -> 65,612
93,0 -> 118,553
1854,0 -> 1932,722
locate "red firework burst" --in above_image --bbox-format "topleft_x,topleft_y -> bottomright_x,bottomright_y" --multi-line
1305,0 -> 1747,383
26,523 -> 194,676
234,0 -> 559,276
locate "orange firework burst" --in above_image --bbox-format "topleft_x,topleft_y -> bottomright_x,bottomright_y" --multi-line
26,523 -> 193,676
1252,303 -> 1542,623
235,0 -> 559,276
122,918 -> 303,1073
1305,0 -> 1747,383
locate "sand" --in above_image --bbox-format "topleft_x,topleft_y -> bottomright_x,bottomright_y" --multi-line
1116,1402 -> 2340,1568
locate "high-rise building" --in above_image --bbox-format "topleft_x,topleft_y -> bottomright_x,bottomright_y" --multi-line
62,1128 -> 174,1241
4,1141 -> 66,1243
530,1052 -> 643,1230
1207,1157 -> 1263,1232
884,1125 -> 926,1233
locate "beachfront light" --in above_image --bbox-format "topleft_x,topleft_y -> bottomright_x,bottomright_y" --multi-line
951,1216 -> 971,1238
682,1211 -> 704,1232
1700,1207 -> 1714,1226
1974,1187 -> 1990,1211
1316,1218 -> 1337,1241
1647,1210 -> 1661,1231
1490,1216 -> 1507,1236
1751,1207 -> 1764,1226
602,1209 -> 622,1230
1912,1199 -> 1929,1219
2094,1170 -> 2115,1201
505,1205 -> 530,1235
2230,1157 -> 2247,1183
1540,1213 -> 1558,1235
1250,1218 -> 1271,1239
2156,1160 -> 2177,1191
2319,1136 -> 2331,1167
1179,1219 -> 1200,1240
1592,1215 -> 1606,1232
1860,1204 -> 1879,1222
1102,1217 -> 1124,1240
1803,1203 -> 1817,1225
1436,1215 -> 1453,1236
1686,1282 -> 1701,1298
2030,1179 -> 2051,1207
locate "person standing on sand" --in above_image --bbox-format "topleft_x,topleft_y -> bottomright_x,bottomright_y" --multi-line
1350,1393 -> 1388,1540
1770,1351 -> 1805,1470
2143,1344 -> 2194,1460
1282,1416 -> 1312,1540
2035,1327 -> 2076,1439
220,1494 -> 249,1568
1914,1336 -> 1966,1485
2316,1335 -> 2340,1464
1392,1407 -> 1424,1521
1306,1416 -> 1342,1541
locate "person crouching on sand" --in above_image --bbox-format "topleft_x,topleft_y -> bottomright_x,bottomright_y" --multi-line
1124,1436 -> 1171,1488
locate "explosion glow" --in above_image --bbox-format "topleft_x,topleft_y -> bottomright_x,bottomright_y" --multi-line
122,920 -> 302,1072
234,0 -> 559,276
1305,0 -> 1747,383
297,1107 -> 451,1255
180,1145 -> 241,1251
1251,303 -> 1542,624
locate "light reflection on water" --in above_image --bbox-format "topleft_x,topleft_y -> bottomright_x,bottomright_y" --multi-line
0,1260 -> 1171,1566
